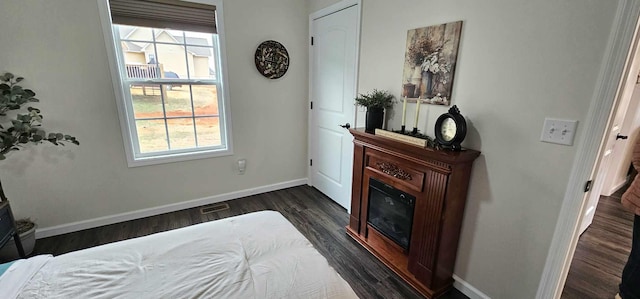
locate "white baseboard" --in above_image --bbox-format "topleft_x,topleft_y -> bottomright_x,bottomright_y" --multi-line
35,178 -> 308,239
603,178 -> 628,196
453,274 -> 491,299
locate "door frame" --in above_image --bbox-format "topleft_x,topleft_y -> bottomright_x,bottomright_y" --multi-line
307,0 -> 362,190
602,75 -> 640,197
579,28 -> 640,235
537,1 -> 640,298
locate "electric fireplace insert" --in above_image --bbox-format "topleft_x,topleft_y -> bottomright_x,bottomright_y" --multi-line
366,178 -> 416,250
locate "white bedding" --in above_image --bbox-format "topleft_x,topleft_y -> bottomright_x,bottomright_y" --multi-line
1,211 -> 358,299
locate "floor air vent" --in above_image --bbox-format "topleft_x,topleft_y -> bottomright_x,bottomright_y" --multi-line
200,203 -> 230,214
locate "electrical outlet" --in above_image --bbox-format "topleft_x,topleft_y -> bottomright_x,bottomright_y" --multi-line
540,118 -> 578,146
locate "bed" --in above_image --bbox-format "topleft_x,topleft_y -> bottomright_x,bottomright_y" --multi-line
0,211 -> 358,298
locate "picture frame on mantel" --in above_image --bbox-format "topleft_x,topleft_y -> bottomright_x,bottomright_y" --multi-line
401,21 -> 462,106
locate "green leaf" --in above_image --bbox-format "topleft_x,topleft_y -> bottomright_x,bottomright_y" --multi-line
5,73 -> 14,79
48,133 -> 56,139
24,89 -> 35,97
0,154 -> 5,160
55,133 -> 63,140
15,77 -> 24,82
0,84 -> 9,90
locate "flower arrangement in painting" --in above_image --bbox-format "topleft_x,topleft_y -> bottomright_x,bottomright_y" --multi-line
407,37 -> 435,66
420,49 -> 451,75
407,37 -> 452,78
405,35 -> 454,102
401,21 -> 462,105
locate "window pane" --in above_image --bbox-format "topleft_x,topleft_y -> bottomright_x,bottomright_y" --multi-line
157,30 -> 184,45
121,42 -> 147,65
163,84 -> 193,118
130,84 -> 164,119
123,57 -> 162,79
167,118 -> 196,149
195,117 -> 221,147
136,119 -> 168,153
156,43 -> 189,79
187,46 -> 216,79
118,25 -> 153,42
192,85 -> 218,116
112,24 -> 229,162
182,31 -> 213,46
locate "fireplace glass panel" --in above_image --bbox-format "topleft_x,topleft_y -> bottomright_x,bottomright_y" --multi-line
367,178 -> 415,250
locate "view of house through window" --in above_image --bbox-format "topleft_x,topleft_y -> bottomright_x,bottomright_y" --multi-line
115,25 -> 224,155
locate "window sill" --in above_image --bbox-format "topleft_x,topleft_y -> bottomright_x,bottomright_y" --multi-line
127,148 -> 233,167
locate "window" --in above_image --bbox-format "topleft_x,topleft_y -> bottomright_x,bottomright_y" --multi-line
102,0 -> 231,166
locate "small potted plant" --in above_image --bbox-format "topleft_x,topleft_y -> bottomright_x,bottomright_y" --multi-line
355,89 -> 395,133
0,72 -> 79,259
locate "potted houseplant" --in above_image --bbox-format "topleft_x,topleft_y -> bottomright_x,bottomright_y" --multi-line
355,89 -> 395,133
0,72 -> 79,259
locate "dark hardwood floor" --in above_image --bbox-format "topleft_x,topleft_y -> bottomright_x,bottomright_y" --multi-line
562,186 -> 634,299
33,186 -> 468,299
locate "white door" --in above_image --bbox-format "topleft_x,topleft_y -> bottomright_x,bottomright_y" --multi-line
601,84 -> 640,196
579,41 -> 640,235
309,4 -> 359,211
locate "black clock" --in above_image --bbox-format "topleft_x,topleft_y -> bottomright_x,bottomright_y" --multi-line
434,105 -> 467,151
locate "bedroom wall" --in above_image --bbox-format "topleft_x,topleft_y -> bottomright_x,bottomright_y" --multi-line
0,0 -> 309,230
308,0 -> 341,14
353,0 -> 618,298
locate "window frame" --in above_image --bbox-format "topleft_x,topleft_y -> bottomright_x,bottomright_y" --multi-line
97,0 -> 233,167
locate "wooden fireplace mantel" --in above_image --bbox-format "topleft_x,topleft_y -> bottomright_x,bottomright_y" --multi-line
347,128 -> 480,298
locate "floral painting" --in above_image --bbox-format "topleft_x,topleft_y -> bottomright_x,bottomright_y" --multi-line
401,21 -> 462,105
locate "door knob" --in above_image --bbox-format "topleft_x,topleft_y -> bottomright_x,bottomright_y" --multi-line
339,123 -> 351,129
617,134 -> 628,140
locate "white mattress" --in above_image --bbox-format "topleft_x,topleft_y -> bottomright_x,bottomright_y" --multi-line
2,211 -> 358,299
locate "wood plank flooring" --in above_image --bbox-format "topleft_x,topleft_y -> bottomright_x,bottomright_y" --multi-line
561,186 -> 634,299
33,186 -> 468,299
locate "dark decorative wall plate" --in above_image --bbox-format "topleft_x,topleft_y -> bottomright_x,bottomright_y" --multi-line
255,40 -> 290,79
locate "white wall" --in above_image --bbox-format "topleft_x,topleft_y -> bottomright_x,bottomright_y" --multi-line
0,0 -> 309,229
308,0 -> 341,14
0,0 -> 625,297
355,0 -> 617,298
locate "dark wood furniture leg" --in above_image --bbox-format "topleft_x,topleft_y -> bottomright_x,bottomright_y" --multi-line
1,201 -> 27,259
13,233 -> 25,258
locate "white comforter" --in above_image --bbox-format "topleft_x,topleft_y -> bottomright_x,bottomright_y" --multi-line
1,211 -> 358,299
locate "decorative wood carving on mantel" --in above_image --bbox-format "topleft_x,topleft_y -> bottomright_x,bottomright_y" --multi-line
376,161 -> 412,180
347,128 -> 480,298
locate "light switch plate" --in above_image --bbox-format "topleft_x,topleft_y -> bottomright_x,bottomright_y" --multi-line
540,118 -> 578,146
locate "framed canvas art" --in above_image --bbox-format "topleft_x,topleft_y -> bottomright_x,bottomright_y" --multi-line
402,21 -> 462,106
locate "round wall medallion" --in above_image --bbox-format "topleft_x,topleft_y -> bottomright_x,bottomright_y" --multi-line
255,40 -> 290,79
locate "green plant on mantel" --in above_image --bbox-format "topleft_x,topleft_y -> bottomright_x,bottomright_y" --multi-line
0,72 -> 79,232
355,89 -> 395,109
